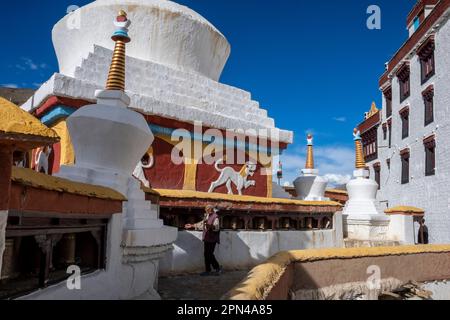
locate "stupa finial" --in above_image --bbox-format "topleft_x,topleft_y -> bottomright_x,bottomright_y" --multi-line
305,134 -> 314,169
353,128 -> 366,169
105,10 -> 131,91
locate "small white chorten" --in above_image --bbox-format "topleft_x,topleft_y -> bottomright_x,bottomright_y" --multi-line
293,134 -> 328,201
343,129 -> 390,241
58,10 -> 177,244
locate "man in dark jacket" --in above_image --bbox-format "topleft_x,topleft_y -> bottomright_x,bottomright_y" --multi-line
418,218 -> 429,244
185,205 -> 222,276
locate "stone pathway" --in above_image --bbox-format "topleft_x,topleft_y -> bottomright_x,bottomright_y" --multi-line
158,270 -> 249,300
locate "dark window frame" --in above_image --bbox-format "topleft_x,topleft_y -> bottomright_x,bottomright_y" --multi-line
424,136 -> 436,176
361,127 -> 379,163
400,107 -> 410,140
401,150 -> 410,185
423,85 -> 434,126
388,120 -> 392,148
397,64 -> 411,103
418,37 -> 435,85
383,87 -> 392,118
374,163 -> 381,190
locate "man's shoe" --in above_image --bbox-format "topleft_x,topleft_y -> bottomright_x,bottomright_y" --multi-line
200,271 -> 212,277
214,267 -> 223,276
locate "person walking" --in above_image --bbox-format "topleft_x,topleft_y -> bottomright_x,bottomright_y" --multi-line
418,218 -> 429,244
185,205 -> 223,276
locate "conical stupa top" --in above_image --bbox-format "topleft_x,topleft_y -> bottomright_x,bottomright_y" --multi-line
105,10 -> 131,91
353,128 -> 366,169
305,134 -> 314,169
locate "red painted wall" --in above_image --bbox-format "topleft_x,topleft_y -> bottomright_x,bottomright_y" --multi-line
144,137 -> 185,190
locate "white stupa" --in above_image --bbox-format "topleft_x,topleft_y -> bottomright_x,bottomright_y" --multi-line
293,134 -> 328,201
343,129 -> 390,241
53,0 -> 230,81
59,10 -> 177,256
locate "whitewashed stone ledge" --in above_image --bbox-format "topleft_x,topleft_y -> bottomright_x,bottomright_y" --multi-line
22,73 -> 293,144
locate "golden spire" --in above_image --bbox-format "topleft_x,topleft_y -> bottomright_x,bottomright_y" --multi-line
305,134 -> 314,169
353,128 -> 366,169
365,101 -> 379,119
106,10 -> 131,91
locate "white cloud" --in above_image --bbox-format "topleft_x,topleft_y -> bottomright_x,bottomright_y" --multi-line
324,174 -> 351,186
276,144 -> 354,187
1,83 -> 19,88
333,117 -> 347,122
15,58 -> 48,72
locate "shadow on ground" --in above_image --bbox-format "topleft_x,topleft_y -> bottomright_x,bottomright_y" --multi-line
158,270 -> 249,300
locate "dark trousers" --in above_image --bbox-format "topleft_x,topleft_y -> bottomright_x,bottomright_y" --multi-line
204,241 -> 220,272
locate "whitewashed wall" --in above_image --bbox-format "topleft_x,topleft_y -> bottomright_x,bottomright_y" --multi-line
368,16 -> 450,244
160,212 -> 343,275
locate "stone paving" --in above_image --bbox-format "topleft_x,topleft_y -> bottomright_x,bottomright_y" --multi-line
158,270 -> 249,300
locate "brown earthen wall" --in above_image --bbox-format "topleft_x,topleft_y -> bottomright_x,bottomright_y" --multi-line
292,252 -> 450,291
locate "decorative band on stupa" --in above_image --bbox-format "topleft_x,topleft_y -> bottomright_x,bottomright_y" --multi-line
106,10 -> 131,91
305,134 -> 314,170
353,128 -> 366,169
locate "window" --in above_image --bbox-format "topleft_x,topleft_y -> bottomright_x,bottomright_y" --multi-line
362,127 -> 378,162
418,37 -> 435,84
413,17 -> 420,31
382,123 -> 387,140
386,158 -> 391,170
424,136 -> 436,176
401,149 -> 410,184
383,87 -> 392,118
397,64 -> 410,103
388,120 -> 392,148
400,107 -> 409,139
423,85 -> 434,126
374,163 -> 381,189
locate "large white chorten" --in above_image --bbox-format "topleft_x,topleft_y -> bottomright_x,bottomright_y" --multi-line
293,135 -> 328,201
24,0 -> 293,147
343,129 -> 390,241
53,0 -> 230,81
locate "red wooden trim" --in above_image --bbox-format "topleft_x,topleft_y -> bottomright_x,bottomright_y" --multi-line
400,148 -> 411,156
358,112 -> 381,134
423,134 -> 436,148
380,0 -> 450,87
422,84 -> 435,99
0,148 -> 13,210
407,0 -> 439,26
34,96 -> 91,117
417,35 -> 435,58
399,105 -> 410,116
159,199 -> 340,214
9,184 -> 123,215
34,96 -> 289,150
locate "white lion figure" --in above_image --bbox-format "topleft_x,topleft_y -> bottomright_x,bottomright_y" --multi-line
208,159 -> 257,195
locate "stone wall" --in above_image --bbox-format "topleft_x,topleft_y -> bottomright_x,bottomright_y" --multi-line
368,16 -> 450,244
223,245 -> 450,300
160,212 -> 343,275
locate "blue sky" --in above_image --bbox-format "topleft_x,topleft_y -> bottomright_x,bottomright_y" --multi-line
1,0 -> 416,185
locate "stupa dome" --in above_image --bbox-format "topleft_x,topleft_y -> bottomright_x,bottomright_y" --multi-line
52,0 -> 231,81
